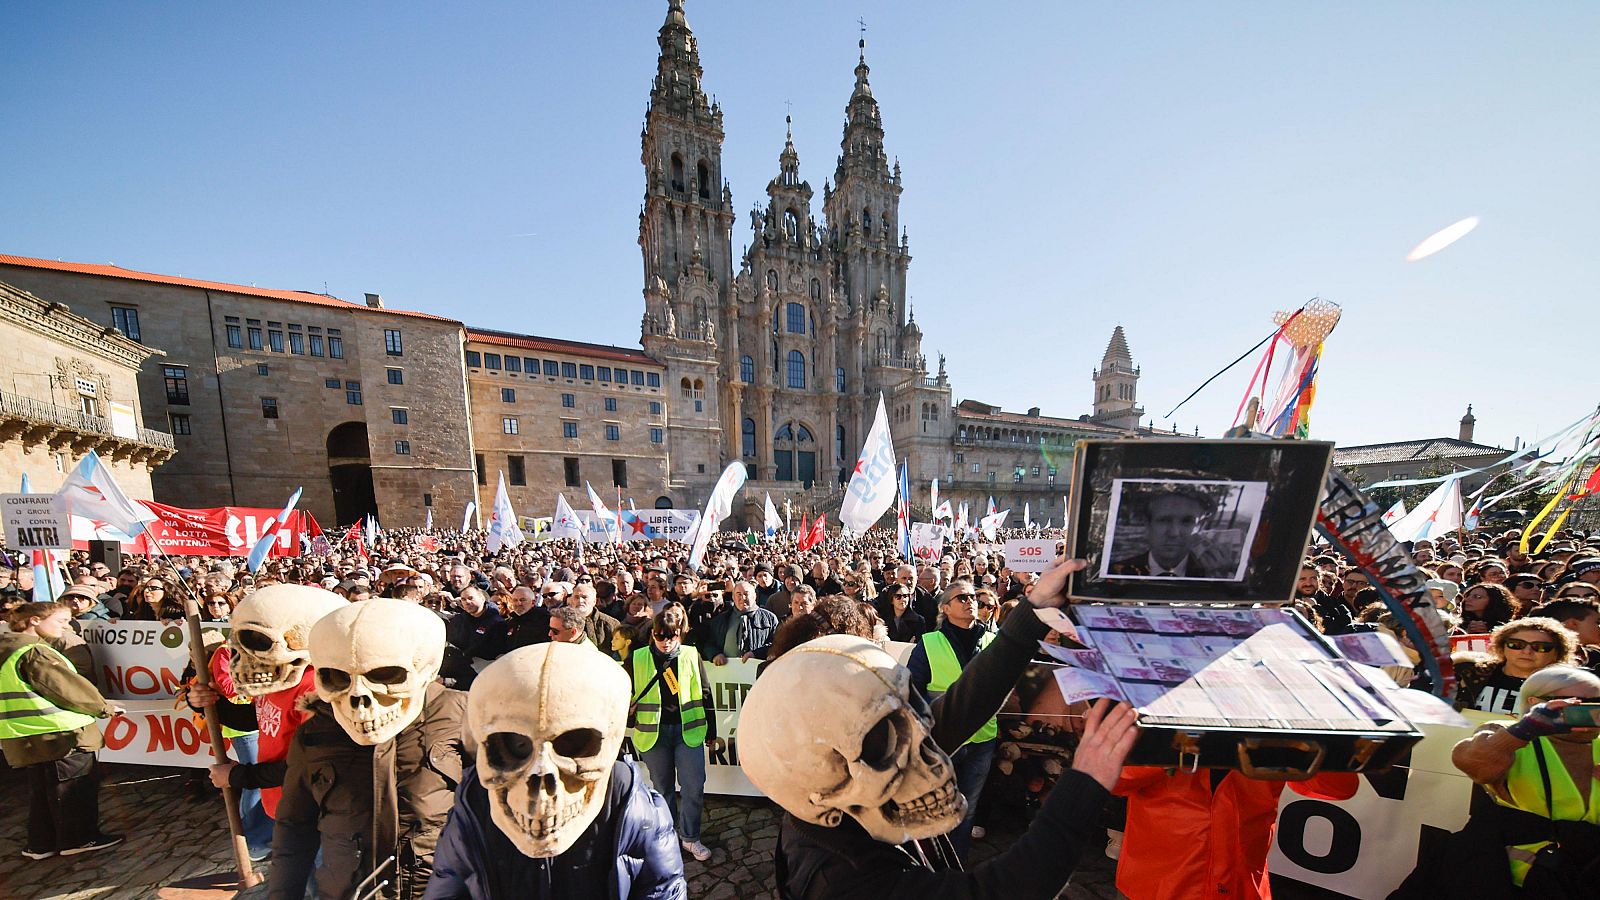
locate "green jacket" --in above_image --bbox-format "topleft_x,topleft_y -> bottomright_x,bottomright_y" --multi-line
0,632 -> 116,767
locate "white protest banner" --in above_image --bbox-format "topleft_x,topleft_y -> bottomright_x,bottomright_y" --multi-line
81,620 -> 228,701
2,492 -> 71,550
702,658 -> 761,796
1004,538 -> 1056,573
910,523 -> 945,561
1269,711 -> 1499,899
98,700 -> 229,768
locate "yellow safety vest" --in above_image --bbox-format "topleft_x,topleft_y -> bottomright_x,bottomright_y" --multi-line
922,628 -> 997,746
629,645 -> 708,752
1497,736 -> 1600,887
0,643 -> 99,740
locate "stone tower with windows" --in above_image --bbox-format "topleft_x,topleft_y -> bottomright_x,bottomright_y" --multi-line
638,0 -> 729,504
1091,326 -> 1143,431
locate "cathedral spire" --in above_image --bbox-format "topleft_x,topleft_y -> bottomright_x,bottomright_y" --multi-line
651,0 -> 712,121
836,35 -> 888,183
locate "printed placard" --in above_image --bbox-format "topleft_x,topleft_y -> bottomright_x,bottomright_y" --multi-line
2,493 -> 71,550
1004,538 -> 1056,572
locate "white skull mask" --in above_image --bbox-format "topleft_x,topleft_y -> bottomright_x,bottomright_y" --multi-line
227,585 -> 345,697
739,635 -> 964,843
309,598 -> 445,745
468,643 -> 628,858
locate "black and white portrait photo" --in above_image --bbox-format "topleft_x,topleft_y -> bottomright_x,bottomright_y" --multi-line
1100,479 -> 1267,582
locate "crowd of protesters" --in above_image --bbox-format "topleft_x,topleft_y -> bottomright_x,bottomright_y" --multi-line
2,516 -> 1599,897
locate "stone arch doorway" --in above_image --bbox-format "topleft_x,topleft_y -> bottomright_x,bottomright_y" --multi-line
654,496 -> 673,509
327,421 -> 376,525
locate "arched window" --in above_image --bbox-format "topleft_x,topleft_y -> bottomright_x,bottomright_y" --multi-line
766,269 -> 778,291
784,209 -> 801,237
742,418 -> 756,457
693,378 -> 703,391
835,366 -> 846,392
786,302 -> 807,334
811,278 -> 821,300
787,350 -> 806,389
740,355 -> 754,383
796,424 -> 814,443
680,377 -> 693,396
670,154 -> 685,192
772,421 -> 816,486
836,424 -> 846,461
696,160 -> 710,199
861,207 -> 872,232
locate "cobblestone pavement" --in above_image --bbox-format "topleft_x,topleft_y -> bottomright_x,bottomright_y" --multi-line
3,763 -> 1320,900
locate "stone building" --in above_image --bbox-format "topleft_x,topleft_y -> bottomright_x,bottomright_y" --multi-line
0,255 -> 477,528
1332,406 -> 1508,495
464,329 -> 670,516
0,279 -> 173,499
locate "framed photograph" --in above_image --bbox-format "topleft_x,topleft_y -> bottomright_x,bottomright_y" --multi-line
1066,439 -> 1334,604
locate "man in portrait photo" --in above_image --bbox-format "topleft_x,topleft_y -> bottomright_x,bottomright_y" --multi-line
1108,483 -> 1232,579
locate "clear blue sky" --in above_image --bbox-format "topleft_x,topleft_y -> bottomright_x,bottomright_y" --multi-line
5,2 -> 1596,450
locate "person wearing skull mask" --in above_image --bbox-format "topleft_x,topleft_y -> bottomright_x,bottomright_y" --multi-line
740,557 -> 1141,899
425,642 -> 687,899
271,598 -> 467,900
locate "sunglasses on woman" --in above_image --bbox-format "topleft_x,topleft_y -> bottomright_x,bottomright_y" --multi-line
1504,638 -> 1559,653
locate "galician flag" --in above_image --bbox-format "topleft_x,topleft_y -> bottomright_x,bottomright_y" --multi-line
956,501 -> 970,533
20,474 -> 64,602
424,508 -> 433,530
986,496 -> 998,519
934,499 -> 953,521
689,462 -> 748,571
552,494 -> 585,542
486,472 -> 526,554
1380,500 -> 1406,526
461,501 -> 477,532
56,449 -> 156,540
763,493 -> 782,538
896,462 -> 911,558
247,486 -> 303,573
840,395 -> 897,533
585,482 -> 621,544
980,506 -> 1010,541
1389,478 -> 1463,543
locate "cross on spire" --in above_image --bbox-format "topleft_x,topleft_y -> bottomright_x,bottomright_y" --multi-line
858,16 -> 867,60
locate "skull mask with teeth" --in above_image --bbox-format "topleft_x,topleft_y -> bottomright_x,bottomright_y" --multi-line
226,585 -> 345,698
738,634 -> 965,844
309,598 -> 445,746
467,643 -> 629,858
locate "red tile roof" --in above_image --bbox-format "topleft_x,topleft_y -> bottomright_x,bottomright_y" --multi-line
0,253 -> 458,323
466,328 -> 661,366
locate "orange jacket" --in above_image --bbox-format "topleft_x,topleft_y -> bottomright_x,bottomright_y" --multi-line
1113,766 -> 1358,900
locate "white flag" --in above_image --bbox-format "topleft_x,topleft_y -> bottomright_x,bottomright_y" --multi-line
486,472 -> 525,554
763,493 -> 782,537
1024,502 -> 1033,529
424,508 -> 433,530
930,478 -> 940,520
934,499 -> 953,520
585,482 -> 621,544
552,494 -> 586,543
980,507 -> 1010,541
689,462 -> 748,571
56,450 -> 156,540
1380,500 -> 1407,526
840,395 -> 898,533
461,502 -> 477,532
956,501 -> 970,532
1389,479 -> 1463,543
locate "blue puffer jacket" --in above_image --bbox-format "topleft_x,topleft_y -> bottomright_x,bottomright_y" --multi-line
424,759 -> 686,900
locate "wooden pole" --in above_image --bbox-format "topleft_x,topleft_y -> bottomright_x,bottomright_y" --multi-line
183,598 -> 261,888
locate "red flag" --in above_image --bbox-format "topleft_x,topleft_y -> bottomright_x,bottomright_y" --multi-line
343,522 -> 368,561
796,513 -> 811,551
805,514 -> 827,551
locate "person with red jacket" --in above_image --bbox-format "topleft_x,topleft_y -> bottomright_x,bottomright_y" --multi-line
190,646 -> 319,822
1113,766 -> 1359,900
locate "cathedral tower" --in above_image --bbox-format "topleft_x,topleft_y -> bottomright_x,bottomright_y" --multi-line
1091,326 -> 1143,431
639,0 -> 731,504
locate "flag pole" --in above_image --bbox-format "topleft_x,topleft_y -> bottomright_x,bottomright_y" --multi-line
183,595 -> 260,888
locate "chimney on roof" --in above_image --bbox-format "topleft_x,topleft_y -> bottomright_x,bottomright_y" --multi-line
1027,406 -> 1040,417
1459,404 -> 1476,443
364,293 -> 384,309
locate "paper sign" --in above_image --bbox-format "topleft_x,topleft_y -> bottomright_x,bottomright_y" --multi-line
2,493 -> 71,550
1004,538 -> 1056,572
